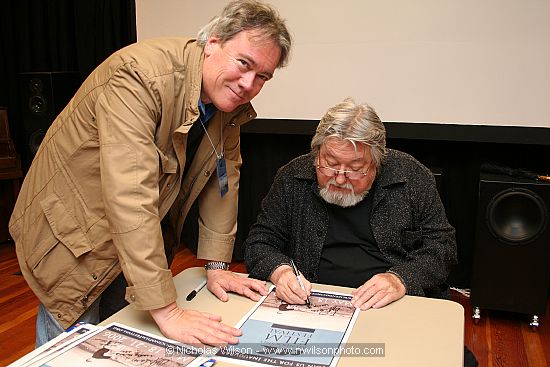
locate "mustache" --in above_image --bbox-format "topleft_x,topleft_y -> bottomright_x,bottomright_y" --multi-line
326,179 -> 354,191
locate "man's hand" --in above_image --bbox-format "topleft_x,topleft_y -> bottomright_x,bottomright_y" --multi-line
206,269 -> 269,302
150,302 -> 240,347
351,272 -> 406,310
270,265 -> 311,305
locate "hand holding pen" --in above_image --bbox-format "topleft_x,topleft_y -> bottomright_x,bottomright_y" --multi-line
270,260 -> 312,306
289,259 -> 311,307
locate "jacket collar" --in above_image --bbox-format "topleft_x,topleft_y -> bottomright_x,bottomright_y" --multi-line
220,103 -> 257,127
376,150 -> 408,188
183,41 -> 205,126
372,150 -> 408,209
294,152 -> 317,181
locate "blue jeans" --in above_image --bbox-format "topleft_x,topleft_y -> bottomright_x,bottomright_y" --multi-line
35,298 -> 100,347
35,273 -> 129,347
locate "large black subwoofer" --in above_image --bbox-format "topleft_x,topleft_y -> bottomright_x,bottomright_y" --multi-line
471,173 -> 550,322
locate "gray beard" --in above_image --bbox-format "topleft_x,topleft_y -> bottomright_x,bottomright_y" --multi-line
319,179 -> 368,207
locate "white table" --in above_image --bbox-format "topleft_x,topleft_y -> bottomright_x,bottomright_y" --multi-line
102,267 -> 464,366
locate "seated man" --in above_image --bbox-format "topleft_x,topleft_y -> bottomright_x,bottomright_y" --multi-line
244,98 -> 457,310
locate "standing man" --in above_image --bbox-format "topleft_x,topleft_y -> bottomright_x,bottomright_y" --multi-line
10,0 -> 291,347
245,98 -> 457,309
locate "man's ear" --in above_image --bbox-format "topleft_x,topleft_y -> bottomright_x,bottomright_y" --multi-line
204,36 -> 221,56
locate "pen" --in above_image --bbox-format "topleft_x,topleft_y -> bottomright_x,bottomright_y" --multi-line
186,279 -> 207,301
199,358 -> 216,367
289,259 -> 311,307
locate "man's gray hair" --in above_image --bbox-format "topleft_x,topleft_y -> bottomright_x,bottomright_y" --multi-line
197,0 -> 292,69
311,98 -> 387,168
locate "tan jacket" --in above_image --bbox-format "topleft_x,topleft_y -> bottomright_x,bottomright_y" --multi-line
9,37 -> 256,328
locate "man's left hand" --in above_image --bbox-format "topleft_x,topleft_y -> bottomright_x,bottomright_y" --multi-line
206,270 -> 269,302
351,273 -> 406,310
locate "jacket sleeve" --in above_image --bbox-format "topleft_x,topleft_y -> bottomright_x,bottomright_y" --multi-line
244,167 -> 294,280
388,167 -> 457,296
196,122 -> 242,263
96,66 -> 177,310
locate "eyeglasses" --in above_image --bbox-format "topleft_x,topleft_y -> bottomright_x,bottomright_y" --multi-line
316,157 -> 370,180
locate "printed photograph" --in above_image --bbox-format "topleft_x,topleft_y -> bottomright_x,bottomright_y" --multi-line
32,324 -> 201,367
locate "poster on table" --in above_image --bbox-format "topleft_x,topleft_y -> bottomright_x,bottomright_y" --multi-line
9,324 -> 97,367
27,323 -> 204,367
216,286 -> 360,367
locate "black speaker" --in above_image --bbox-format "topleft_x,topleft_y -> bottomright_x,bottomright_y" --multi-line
470,173 -> 550,319
18,72 -> 80,163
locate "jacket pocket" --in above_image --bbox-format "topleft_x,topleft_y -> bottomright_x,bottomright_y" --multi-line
157,148 -> 178,173
26,193 -> 93,293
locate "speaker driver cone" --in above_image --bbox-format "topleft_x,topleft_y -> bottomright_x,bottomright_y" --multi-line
486,188 -> 547,245
29,129 -> 46,156
29,95 -> 47,115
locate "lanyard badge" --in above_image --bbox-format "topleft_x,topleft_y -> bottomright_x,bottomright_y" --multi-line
197,109 -> 228,198
216,154 -> 228,197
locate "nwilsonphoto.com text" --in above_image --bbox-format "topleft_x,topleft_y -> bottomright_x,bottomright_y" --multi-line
165,343 -> 386,358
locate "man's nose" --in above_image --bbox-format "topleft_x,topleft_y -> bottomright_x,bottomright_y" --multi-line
239,72 -> 255,91
334,171 -> 348,184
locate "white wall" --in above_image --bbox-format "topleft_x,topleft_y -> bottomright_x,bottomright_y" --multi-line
136,0 -> 550,128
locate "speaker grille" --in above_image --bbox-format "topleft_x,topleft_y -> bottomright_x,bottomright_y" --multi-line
486,187 -> 548,245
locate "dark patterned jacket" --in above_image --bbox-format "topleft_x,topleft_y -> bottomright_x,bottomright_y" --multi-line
244,149 -> 457,298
